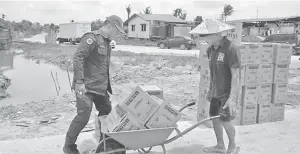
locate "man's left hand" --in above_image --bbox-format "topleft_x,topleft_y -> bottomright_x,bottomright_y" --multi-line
223,97 -> 237,116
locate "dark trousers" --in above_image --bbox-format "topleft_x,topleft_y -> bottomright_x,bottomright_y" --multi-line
64,92 -> 112,146
209,98 -> 236,122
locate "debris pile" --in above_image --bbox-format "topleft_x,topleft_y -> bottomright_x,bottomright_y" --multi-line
0,72 -> 11,99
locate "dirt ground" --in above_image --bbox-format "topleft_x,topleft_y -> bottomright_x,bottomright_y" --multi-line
0,42 -> 200,141
1,41 -> 300,154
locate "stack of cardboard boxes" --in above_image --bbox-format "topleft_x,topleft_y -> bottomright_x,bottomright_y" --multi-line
197,43 -> 213,127
197,42 -> 292,126
95,85 -> 182,140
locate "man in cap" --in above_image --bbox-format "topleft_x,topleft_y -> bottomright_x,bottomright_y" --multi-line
63,15 -> 125,154
190,19 -> 240,154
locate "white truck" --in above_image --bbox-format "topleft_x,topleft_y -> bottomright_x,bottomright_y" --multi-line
57,22 -> 91,45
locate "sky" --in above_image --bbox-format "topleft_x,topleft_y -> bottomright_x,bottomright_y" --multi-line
0,0 -> 300,25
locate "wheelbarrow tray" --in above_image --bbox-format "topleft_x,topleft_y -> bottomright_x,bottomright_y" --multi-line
104,127 -> 176,150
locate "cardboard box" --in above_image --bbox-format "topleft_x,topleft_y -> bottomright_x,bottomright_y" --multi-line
272,84 -> 288,104
226,22 -> 243,46
241,104 -> 258,125
257,103 -> 272,124
239,45 -> 249,65
260,44 -> 275,64
236,88 -> 243,106
199,86 -> 210,100
258,84 -> 272,104
274,44 -> 292,64
273,64 -> 289,84
197,98 -> 212,128
240,65 -> 246,86
199,43 -> 210,66
242,85 -> 259,106
244,64 -> 259,85
259,64 -> 274,84
105,105 -> 127,132
248,44 -> 261,64
139,84 -> 163,99
271,103 -> 285,122
104,105 -> 146,132
120,86 -> 161,124
199,65 -> 210,87
113,114 -> 147,132
146,98 -> 182,128
232,105 -> 242,126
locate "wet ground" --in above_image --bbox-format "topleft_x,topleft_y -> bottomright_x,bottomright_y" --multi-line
0,54 -> 73,107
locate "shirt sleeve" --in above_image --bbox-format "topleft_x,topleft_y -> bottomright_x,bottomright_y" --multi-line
73,33 -> 97,81
227,43 -> 241,68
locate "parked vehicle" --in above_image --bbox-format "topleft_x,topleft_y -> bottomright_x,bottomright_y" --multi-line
262,33 -> 300,55
0,26 -> 12,50
157,36 -> 196,50
57,22 -> 91,45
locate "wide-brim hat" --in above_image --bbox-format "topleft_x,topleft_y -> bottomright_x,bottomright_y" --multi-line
106,15 -> 125,34
189,18 -> 235,35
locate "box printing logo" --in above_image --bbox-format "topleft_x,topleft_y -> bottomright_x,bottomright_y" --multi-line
134,99 -> 143,109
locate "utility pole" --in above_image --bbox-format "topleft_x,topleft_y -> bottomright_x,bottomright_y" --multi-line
256,9 -> 258,20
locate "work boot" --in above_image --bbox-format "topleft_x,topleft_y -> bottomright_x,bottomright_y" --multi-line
63,144 -> 80,154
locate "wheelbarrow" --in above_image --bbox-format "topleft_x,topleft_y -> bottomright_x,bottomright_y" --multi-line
91,102 -> 220,154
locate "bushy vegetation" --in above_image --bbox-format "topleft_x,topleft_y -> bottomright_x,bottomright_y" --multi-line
0,18 -> 59,39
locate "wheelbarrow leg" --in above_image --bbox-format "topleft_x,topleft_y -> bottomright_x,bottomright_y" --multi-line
138,147 -> 152,153
103,133 -> 107,152
161,144 -> 166,154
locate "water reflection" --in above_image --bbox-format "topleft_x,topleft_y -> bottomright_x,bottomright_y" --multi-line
0,52 -> 73,107
0,50 -> 14,71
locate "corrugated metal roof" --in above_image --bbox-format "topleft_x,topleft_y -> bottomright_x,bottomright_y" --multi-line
59,22 -> 91,25
137,14 -> 186,23
124,14 -> 187,25
230,16 -> 300,23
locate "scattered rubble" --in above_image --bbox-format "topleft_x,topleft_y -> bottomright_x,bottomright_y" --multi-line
0,73 -> 11,99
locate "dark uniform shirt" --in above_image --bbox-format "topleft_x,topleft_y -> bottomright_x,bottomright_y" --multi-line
72,29 -> 112,96
207,37 -> 240,102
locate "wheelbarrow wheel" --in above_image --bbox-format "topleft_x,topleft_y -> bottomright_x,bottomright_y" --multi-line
95,138 -> 126,154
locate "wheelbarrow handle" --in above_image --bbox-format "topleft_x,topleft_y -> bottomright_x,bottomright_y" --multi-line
178,102 -> 196,112
164,115 -> 220,144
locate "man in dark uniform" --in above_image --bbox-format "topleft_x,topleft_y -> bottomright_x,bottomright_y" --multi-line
63,15 -> 125,154
194,19 -> 241,154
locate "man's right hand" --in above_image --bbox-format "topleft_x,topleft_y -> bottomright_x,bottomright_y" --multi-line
75,83 -> 87,98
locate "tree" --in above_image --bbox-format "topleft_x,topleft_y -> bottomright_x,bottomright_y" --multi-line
194,16 -> 203,26
180,12 -> 187,20
221,4 -> 234,22
173,8 -> 187,20
126,5 -> 131,19
20,20 -> 32,31
143,6 -> 152,14
49,23 -> 55,31
173,8 -> 182,17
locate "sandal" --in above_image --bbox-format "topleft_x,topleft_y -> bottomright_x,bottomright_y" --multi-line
203,146 -> 226,153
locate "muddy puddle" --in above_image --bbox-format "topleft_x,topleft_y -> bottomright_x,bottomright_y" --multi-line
0,52 -> 73,107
